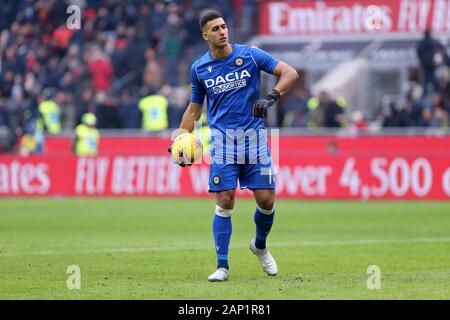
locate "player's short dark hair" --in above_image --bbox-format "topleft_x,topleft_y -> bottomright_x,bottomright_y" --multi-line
199,10 -> 224,31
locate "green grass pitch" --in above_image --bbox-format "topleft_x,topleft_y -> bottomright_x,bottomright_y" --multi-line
0,198 -> 449,299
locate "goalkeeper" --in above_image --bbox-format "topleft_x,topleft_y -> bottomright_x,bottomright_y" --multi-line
170,10 -> 298,281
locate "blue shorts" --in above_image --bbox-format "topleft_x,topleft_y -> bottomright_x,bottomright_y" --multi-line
208,162 -> 276,192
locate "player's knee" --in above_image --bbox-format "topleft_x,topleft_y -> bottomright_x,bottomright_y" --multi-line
216,191 -> 235,210
256,194 -> 275,211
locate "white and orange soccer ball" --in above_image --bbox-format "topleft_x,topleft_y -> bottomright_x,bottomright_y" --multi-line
170,132 -> 203,165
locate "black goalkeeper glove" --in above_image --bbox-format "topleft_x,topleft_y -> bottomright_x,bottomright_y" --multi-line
252,89 -> 281,118
167,145 -> 191,167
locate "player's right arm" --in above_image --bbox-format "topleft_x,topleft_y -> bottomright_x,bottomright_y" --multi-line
168,63 -> 206,166
177,62 -> 206,134
178,102 -> 203,134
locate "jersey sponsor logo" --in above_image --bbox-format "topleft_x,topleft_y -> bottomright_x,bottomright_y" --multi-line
204,70 -> 251,95
213,79 -> 247,94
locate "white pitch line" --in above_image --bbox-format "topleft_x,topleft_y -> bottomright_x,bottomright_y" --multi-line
272,238 -> 450,247
1,238 -> 450,257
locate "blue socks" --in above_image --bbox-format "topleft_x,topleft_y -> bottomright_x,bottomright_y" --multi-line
212,207 -> 232,270
212,205 -> 275,269
254,206 -> 275,250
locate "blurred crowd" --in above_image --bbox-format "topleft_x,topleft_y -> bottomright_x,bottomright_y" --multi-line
279,84 -> 449,132
279,30 -> 450,130
0,1 -> 449,155
380,31 -> 450,128
0,0 -> 259,153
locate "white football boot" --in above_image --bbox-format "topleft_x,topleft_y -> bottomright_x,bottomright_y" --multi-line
250,239 -> 278,276
208,268 -> 229,282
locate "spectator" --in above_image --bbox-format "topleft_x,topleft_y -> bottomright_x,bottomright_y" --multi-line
431,107 -> 449,128
88,49 -> 114,93
110,23 -> 129,78
418,107 -> 432,127
62,44 -> 82,79
18,118 -> 45,156
0,1 -> 15,30
417,30 -> 438,96
382,102 -> 398,127
282,89 -> 308,127
38,88 -> 61,135
94,91 -> 120,129
119,88 -> 141,129
161,13 -> 184,86
183,8 -> 202,47
41,57 -> 63,89
95,6 -> 117,32
23,72 -> 40,98
50,0 -> 70,28
143,48 -> 163,92
75,87 -> 95,126
434,43 -> 450,94
150,2 -> 168,42
395,100 -> 412,127
409,95 -> 424,126
138,86 -> 169,132
72,112 -> 100,157
348,110 -> 367,129
51,23 -> 74,58
0,96 -> 16,152
382,100 -> 411,128
124,25 -> 147,87
325,97 -> 346,128
307,91 -> 331,128
1,71 -> 15,97
166,85 -> 190,128
2,46 -> 25,75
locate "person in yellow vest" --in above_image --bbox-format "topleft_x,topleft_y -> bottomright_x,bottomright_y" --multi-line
138,88 -> 169,132
38,98 -> 61,135
335,96 -> 348,128
72,113 -> 100,157
18,119 -> 45,156
306,91 -> 330,128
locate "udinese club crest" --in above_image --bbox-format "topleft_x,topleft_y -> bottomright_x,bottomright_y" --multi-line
213,176 -> 221,185
235,57 -> 243,67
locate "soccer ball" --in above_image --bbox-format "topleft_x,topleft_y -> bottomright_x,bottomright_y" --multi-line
170,132 -> 202,165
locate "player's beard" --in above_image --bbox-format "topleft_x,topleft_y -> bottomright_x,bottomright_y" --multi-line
217,35 -> 229,46
213,39 -> 230,50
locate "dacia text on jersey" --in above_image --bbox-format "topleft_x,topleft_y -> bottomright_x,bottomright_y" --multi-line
204,70 -> 251,94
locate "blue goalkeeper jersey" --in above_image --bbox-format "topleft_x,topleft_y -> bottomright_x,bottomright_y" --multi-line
190,44 -> 279,163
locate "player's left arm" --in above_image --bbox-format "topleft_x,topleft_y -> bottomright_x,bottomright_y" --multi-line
253,61 -> 299,118
272,61 -> 299,96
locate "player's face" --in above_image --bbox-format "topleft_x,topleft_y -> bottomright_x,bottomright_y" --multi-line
202,18 -> 229,48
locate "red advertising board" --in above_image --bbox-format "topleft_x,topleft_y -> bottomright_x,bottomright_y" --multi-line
259,0 -> 450,36
1,136 -> 449,200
